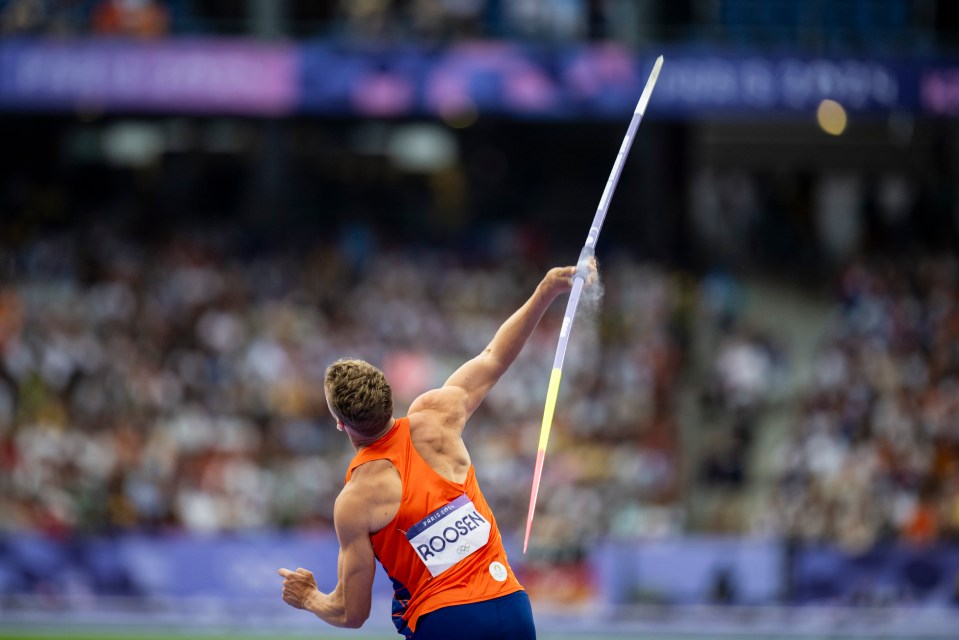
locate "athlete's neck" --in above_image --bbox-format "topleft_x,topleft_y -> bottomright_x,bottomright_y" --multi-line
347,418 -> 396,451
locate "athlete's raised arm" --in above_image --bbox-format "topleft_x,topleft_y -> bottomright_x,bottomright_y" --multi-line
278,481 -> 377,628
410,263 -> 595,428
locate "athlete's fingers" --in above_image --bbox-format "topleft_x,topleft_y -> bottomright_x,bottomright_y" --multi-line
278,568 -> 294,578
586,256 -> 599,285
282,590 -> 306,610
296,567 -> 313,578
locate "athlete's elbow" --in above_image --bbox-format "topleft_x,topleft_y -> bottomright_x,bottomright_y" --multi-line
342,612 -> 368,629
340,605 -> 369,629
479,349 -> 509,380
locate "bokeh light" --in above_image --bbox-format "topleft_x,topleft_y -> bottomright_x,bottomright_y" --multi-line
817,99 -> 848,136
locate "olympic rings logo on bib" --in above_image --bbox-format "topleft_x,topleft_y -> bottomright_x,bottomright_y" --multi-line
406,494 -> 491,577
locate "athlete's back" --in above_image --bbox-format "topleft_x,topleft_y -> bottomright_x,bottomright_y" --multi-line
346,415 -> 524,637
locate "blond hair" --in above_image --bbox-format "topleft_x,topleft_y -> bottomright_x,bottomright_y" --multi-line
324,358 -> 394,437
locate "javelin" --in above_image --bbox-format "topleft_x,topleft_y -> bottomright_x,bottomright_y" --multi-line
523,55 -> 663,554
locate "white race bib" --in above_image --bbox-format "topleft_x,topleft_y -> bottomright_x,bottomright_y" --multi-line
406,494 -> 491,577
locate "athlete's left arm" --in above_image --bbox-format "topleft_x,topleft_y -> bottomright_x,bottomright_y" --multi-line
278,486 -> 376,628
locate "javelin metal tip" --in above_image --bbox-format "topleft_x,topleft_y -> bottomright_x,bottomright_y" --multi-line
635,55 -> 664,116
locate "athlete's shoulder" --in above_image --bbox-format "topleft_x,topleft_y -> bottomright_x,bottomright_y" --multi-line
344,458 -> 398,494
408,388 -> 468,430
340,458 -> 401,531
409,387 -> 451,413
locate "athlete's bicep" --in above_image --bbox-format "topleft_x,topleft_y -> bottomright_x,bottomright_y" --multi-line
331,492 -> 377,628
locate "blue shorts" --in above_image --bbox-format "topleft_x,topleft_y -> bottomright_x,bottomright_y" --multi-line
412,590 -> 536,640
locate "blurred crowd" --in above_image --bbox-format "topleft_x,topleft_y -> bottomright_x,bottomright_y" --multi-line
2,0 -> 945,47
1,0 -> 170,37
769,257 -> 959,550
689,167 -> 958,279
4,223 -> 959,554
331,0 -> 638,43
0,0 -> 644,41
0,226 -> 687,554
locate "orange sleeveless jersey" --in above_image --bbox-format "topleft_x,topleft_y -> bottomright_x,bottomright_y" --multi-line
344,417 -> 524,636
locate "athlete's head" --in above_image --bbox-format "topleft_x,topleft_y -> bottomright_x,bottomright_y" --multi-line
324,358 -> 394,437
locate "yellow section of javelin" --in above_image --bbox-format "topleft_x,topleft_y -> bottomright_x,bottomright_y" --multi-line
537,368 -> 563,451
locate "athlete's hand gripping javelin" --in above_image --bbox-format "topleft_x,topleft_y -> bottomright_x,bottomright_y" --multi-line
543,258 -> 599,298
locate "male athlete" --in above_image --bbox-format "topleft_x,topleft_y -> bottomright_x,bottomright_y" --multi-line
278,261 -> 595,639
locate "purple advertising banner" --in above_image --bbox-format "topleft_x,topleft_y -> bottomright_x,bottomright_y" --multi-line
0,39 -> 298,115
0,39 -> 945,118
594,536 -> 782,606
297,43 -> 920,119
647,53 -> 907,114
